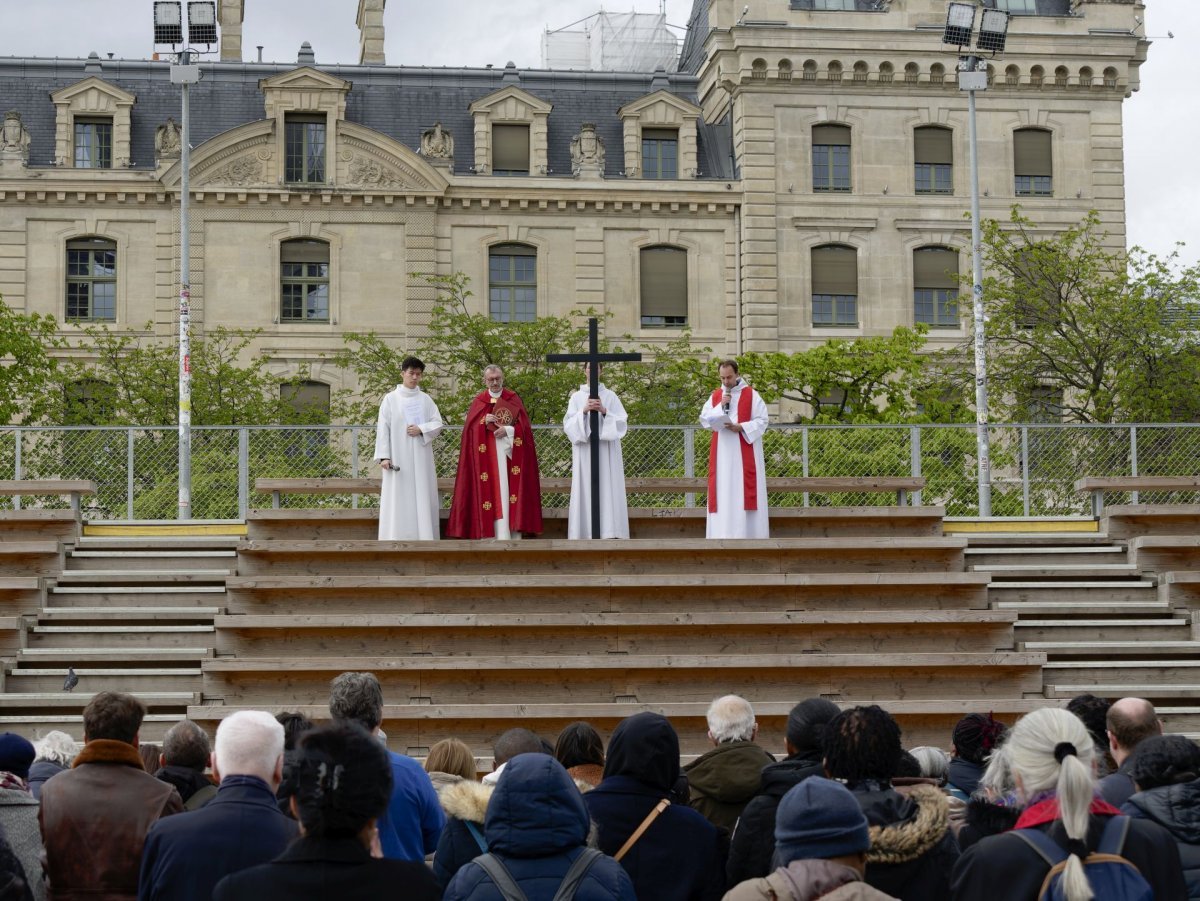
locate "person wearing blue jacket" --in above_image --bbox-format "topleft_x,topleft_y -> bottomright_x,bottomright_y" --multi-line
444,753 -> 635,901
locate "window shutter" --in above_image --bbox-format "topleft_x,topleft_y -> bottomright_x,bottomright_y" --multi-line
640,247 -> 687,317
913,248 -> 958,289
281,240 -> 330,264
914,127 -> 953,165
812,246 -> 857,295
492,125 -> 530,172
812,124 -> 851,146
1013,129 -> 1052,176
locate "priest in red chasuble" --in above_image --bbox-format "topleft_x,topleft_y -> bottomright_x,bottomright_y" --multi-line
446,364 -> 543,539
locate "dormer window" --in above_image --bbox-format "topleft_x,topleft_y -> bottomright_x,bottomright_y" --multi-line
285,114 -> 326,184
74,118 -> 113,169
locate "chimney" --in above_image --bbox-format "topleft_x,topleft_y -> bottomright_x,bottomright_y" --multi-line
218,0 -> 245,62
297,41 -> 316,66
357,0 -> 386,65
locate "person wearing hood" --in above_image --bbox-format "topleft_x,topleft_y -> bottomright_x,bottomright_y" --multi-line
823,706 -> 959,901
564,364 -> 629,539
727,698 -> 839,885
700,359 -> 769,539
1121,733 -> 1200,899
583,712 -> 727,901
684,696 -> 775,832
152,720 -> 217,810
373,355 -> 445,541
723,777 -> 898,901
945,713 -> 1007,802
443,754 -> 635,901
0,733 -> 44,901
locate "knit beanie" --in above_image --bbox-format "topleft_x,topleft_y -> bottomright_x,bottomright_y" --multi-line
0,733 -> 35,780
775,776 -> 870,863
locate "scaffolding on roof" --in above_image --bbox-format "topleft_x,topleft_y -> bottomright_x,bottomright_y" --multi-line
541,10 -> 680,73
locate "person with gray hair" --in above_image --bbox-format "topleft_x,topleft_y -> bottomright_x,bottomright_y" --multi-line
138,711 -> 298,901
683,694 -> 775,831
153,720 -> 217,809
28,731 -> 77,800
328,672 -> 444,862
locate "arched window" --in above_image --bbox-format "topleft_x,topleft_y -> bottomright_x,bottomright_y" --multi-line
812,124 -> 851,193
811,245 -> 858,327
1013,128 -> 1052,196
914,126 -> 953,195
640,246 -> 687,328
488,244 -> 537,322
66,237 -> 117,322
280,239 -> 330,322
913,247 -> 960,328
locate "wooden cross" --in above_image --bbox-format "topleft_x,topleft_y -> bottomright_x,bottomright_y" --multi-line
547,318 -> 641,539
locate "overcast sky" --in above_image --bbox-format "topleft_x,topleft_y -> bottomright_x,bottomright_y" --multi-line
3,0 -> 1194,268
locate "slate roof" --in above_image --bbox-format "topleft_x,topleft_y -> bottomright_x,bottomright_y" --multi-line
0,54 -> 735,179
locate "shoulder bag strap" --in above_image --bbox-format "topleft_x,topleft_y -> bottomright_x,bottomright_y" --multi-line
1011,827 -> 1068,869
614,798 -> 670,863
472,853 -> 528,901
465,819 -> 488,853
1097,815 -> 1132,856
550,848 -> 604,901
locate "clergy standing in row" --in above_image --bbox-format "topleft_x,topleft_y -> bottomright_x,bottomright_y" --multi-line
700,359 -> 770,539
446,365 -> 543,539
563,364 -> 629,539
374,356 -> 445,541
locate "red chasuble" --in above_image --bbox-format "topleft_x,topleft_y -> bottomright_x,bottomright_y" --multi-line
446,388 -> 544,538
707,386 -> 758,514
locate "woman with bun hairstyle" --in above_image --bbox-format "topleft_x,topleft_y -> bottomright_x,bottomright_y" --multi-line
950,707 -> 1184,901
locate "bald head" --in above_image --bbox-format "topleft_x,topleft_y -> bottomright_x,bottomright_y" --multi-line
1107,697 -> 1161,762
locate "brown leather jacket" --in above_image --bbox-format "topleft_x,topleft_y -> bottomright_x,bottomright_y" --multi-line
38,739 -> 183,901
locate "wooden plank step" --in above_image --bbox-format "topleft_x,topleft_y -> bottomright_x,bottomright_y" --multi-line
964,546 -> 1123,555
0,578 -> 40,590
973,564 -> 1138,575
70,550 -> 236,558
38,607 -> 222,620
989,581 -> 1155,589
1022,641 -> 1200,656
995,600 -> 1170,614
0,692 -> 198,707
51,586 -> 225,594
75,538 -> 240,549
18,647 -> 212,660
0,714 -> 179,724
56,570 -> 231,583
32,625 -> 215,634
12,667 -> 201,676
1048,685 -> 1200,699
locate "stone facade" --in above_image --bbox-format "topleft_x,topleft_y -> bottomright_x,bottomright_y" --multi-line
0,0 -> 1147,399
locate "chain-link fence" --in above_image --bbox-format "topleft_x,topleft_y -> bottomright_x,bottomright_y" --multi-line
2,423 -> 1199,521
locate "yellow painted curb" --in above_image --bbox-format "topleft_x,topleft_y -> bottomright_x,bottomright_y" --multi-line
944,520 -> 1099,534
84,523 -> 246,537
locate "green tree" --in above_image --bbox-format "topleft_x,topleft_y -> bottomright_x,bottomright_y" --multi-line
0,296 -> 63,425
974,208 -> 1200,423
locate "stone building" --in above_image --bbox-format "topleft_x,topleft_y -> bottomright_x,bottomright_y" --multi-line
0,0 -> 1147,411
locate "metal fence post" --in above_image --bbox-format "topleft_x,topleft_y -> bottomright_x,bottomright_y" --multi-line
801,427 -> 810,508
683,427 -> 696,508
910,427 -> 922,507
12,430 -> 20,511
1021,426 -> 1030,517
238,428 -> 250,521
1130,425 -> 1139,505
127,429 -> 135,520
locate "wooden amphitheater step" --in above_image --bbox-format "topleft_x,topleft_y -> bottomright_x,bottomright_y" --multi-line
0,577 -> 44,615
16,647 -> 212,664
1129,537 -> 1200,573
37,606 -> 222,623
964,544 -> 1127,569
1044,660 -> 1200,687
1021,640 -> 1200,658
1014,617 -> 1192,643
0,542 -> 64,577
25,624 -> 217,650
0,509 -> 80,542
0,691 -> 198,712
994,599 -> 1171,615
1102,505 -> 1200,540
235,537 -> 969,578
56,570 -> 231,584
46,586 -> 226,608
67,550 -> 237,572
987,580 -> 1158,606
201,651 -> 1046,708
212,609 -> 1018,657
0,713 -> 182,742
1159,573 -> 1200,608
972,564 -> 1139,578
224,571 -> 992,614
4,667 -> 203,693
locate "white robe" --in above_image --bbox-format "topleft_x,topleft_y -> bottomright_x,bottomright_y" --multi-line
564,383 -> 629,539
699,380 -> 769,539
373,385 -> 444,540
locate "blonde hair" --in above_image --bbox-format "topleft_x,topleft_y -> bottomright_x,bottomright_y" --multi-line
1008,708 -> 1096,901
425,738 -> 477,782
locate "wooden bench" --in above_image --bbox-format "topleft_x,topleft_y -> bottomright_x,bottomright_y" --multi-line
0,480 -> 98,516
1101,504 -> 1200,540
1128,536 -> 1200,574
255,476 -> 926,508
1075,476 -> 1200,517
0,541 -> 64,577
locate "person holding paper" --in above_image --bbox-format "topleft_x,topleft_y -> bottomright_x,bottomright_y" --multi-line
374,356 -> 445,540
700,359 -> 769,539
564,363 -> 629,539
446,365 -> 543,539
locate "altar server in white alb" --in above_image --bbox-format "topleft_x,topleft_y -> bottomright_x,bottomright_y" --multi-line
374,356 -> 445,540
564,364 -> 630,539
700,359 -> 769,539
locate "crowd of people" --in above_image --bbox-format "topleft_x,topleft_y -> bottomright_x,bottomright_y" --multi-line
374,357 -> 770,542
0,679 -> 1195,899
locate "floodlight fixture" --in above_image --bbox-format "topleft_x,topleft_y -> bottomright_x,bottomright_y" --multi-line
187,1 -> 218,45
944,2 -> 976,47
153,1 -> 183,45
977,9 -> 1010,53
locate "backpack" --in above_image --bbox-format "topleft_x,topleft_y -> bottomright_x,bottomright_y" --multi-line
470,849 -> 603,901
1012,815 -> 1154,901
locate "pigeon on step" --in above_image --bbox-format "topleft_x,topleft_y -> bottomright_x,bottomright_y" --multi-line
62,667 -> 78,693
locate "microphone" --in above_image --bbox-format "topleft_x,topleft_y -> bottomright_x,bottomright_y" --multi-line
722,389 -> 731,414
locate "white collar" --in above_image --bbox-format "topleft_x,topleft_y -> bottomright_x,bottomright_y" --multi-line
488,388 -> 503,399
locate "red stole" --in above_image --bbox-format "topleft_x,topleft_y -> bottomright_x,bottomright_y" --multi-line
708,386 -> 758,513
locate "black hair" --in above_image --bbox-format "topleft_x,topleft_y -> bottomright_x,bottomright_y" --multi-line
952,713 -> 1009,766
894,749 -> 922,779
554,721 -> 605,769
823,705 -> 902,784
401,356 -> 425,372
1066,694 -> 1112,755
276,711 -> 315,752
293,722 -> 392,839
492,728 -> 546,766
786,697 -> 840,755
1130,734 -> 1200,791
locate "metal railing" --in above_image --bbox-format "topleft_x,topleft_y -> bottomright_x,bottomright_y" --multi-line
2,423 -> 1199,521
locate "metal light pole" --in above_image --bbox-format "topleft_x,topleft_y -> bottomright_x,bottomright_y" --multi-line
171,50 -> 199,520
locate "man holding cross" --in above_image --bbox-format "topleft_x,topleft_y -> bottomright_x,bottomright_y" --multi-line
563,364 -> 629,539
700,359 -> 770,539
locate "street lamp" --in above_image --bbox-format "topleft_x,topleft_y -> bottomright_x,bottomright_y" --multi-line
153,1 -> 217,520
943,2 -> 1009,517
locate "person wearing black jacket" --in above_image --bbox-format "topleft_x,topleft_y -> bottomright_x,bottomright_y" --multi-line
1121,734 -> 1200,900
726,698 -> 839,884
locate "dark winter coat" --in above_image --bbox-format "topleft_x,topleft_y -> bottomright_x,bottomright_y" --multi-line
851,783 -> 959,901
726,752 -> 824,885
444,754 -> 635,901
1097,755 -> 1137,808
683,741 -> 774,832
152,765 -> 215,809
584,713 -> 726,901
26,763 -> 65,802
1123,778 -> 1200,900
950,798 -> 1186,901
433,779 -> 495,888
945,758 -> 983,801
212,835 -> 440,901
955,796 -> 1021,852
